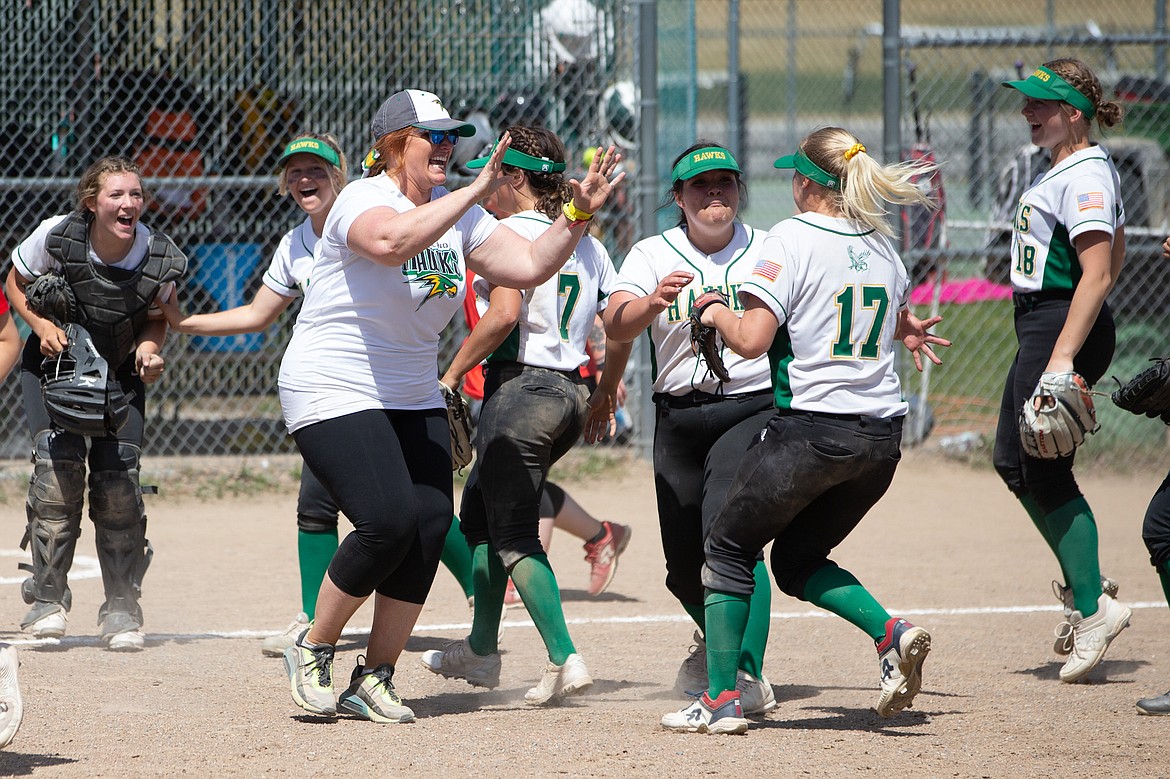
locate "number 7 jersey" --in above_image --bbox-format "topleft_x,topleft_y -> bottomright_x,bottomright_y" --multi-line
738,212 -> 909,418
471,210 -> 617,370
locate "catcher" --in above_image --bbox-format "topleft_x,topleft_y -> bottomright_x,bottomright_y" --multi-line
1114,237 -> 1170,715
5,156 -> 185,651
995,59 -> 1130,684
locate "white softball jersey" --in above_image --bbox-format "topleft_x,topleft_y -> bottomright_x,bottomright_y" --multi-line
279,174 -> 499,432
1009,144 -> 1124,293
262,216 -> 318,298
11,214 -> 176,308
471,211 -> 616,372
738,212 -> 909,419
612,222 -> 772,396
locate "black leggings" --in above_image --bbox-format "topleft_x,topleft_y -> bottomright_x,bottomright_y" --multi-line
292,408 -> 452,603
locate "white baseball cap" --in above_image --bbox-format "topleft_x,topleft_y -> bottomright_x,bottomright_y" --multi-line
370,89 -> 476,140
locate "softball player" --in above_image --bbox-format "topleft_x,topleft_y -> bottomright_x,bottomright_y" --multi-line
5,156 -> 184,651
421,126 -> 631,705
996,59 -> 1130,683
661,127 -> 946,734
1133,238 -> 1170,714
278,89 -> 623,723
0,289 -> 24,749
452,268 -> 632,604
601,142 -> 776,714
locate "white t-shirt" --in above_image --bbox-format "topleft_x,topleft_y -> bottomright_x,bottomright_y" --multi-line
472,211 -> 616,372
1010,144 -> 1124,293
11,214 -> 176,313
612,222 -> 772,396
262,216 -> 318,298
738,212 -> 909,418
278,174 -> 499,432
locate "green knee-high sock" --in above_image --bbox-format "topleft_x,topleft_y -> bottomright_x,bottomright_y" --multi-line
1158,561 -> 1170,608
681,600 -> 705,635
1020,494 -> 1070,582
468,543 -> 507,656
510,554 -> 576,665
803,564 -> 891,641
298,528 -> 339,621
441,515 -> 475,599
738,560 -> 771,678
704,590 -> 750,696
1045,497 -> 1102,616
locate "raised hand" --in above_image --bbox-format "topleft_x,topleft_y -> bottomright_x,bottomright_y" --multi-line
568,145 -> 626,215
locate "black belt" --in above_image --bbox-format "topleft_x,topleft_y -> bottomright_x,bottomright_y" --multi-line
485,361 -> 584,384
776,408 -> 905,431
1013,290 -> 1074,310
654,389 -> 771,409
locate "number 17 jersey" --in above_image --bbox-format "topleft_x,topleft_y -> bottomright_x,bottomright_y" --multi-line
738,212 -> 909,418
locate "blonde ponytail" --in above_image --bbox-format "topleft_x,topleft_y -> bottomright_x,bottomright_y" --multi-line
801,127 -> 939,237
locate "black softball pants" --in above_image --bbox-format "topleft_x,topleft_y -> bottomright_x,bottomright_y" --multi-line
992,297 -> 1115,513
703,410 -> 902,599
651,390 -> 774,605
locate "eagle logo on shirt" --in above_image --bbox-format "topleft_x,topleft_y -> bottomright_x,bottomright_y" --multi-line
847,245 -> 871,272
403,245 -> 462,309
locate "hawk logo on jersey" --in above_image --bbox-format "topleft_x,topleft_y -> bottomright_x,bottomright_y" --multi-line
413,273 -> 461,307
403,245 -> 462,309
847,245 -> 871,272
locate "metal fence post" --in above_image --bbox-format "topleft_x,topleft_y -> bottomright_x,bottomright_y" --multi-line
634,0 -> 659,461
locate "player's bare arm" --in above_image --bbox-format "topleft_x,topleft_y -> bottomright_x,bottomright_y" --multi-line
0,311 -> 22,377
602,271 -> 694,342
440,285 -> 522,390
1045,230 -> 1114,374
167,285 -> 295,337
135,316 -> 168,384
703,294 -> 777,359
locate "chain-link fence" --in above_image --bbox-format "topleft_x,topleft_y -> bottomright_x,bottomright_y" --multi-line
0,0 -> 637,458
3,1 -> 1168,464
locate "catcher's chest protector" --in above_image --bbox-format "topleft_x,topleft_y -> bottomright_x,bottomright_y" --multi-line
44,211 -> 187,362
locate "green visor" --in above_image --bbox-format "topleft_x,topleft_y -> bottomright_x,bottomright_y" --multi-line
1001,66 -> 1096,119
773,150 -> 840,190
671,146 -> 741,182
466,142 -> 567,173
277,137 -> 341,169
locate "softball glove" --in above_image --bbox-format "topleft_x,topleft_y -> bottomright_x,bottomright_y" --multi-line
25,272 -> 77,326
439,381 -> 474,470
1111,357 -> 1170,424
1018,371 -> 1099,459
689,289 -> 732,384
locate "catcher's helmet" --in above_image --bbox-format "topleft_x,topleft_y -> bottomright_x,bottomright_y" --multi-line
41,324 -> 130,438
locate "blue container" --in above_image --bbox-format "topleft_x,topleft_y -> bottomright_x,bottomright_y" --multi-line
188,243 -> 265,352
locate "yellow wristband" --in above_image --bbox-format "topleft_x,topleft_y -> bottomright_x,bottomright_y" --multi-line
562,201 -> 594,224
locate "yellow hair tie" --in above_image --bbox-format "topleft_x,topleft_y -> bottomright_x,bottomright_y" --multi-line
844,143 -> 866,161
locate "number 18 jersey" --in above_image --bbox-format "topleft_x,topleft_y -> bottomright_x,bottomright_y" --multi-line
1010,144 -> 1124,293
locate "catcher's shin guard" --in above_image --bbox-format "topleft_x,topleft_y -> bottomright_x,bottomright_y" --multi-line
93,522 -> 151,632
19,513 -> 80,616
20,430 -> 86,611
87,442 -> 149,630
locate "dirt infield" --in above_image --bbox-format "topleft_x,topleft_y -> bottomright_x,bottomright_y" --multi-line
0,449 -> 1167,777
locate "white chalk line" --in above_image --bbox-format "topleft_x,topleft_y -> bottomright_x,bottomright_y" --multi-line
3,601 -> 1165,648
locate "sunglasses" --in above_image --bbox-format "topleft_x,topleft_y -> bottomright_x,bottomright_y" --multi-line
417,128 -> 459,146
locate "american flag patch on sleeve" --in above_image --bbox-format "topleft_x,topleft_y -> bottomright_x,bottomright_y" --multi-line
752,259 -> 782,281
1077,192 -> 1105,211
